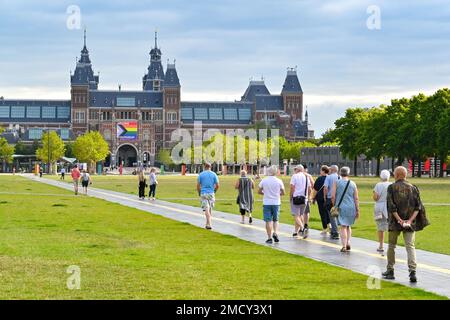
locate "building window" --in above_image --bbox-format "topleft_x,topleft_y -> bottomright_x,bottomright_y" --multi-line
74,111 -> 85,123
11,106 -> 25,118
209,108 -> 223,120
166,112 -> 177,124
60,128 -> 70,140
117,97 -> 136,107
194,108 -> 208,120
154,111 -> 162,121
238,108 -> 251,121
181,108 -> 193,120
29,128 -> 43,140
153,80 -> 160,91
26,106 -> 41,118
143,129 -> 150,140
42,106 -> 56,118
103,129 -> 112,140
58,106 -> 70,119
0,106 -> 9,117
224,108 -> 238,120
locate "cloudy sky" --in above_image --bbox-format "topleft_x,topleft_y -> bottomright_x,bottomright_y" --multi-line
1,0 -> 450,135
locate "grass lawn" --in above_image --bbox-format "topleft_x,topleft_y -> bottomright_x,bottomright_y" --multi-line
49,174 -> 450,255
0,175 -> 445,299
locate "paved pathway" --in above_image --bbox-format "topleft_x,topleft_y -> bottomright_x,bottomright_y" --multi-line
25,175 -> 450,298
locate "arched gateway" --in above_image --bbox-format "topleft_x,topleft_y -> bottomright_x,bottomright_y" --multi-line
116,144 -> 138,167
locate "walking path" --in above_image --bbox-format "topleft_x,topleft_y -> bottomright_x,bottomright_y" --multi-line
25,175 -> 450,298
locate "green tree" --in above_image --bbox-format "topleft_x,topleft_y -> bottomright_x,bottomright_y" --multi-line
430,89 -> 450,177
157,149 -> 174,169
0,137 -> 15,172
65,142 -> 75,158
36,131 -> 65,174
73,131 -> 109,173
330,108 -> 369,176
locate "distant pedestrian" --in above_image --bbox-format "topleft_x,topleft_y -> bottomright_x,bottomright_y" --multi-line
323,165 -> 340,240
60,167 -> 66,180
373,170 -> 392,253
148,168 -> 158,200
39,166 -> 43,178
383,166 -> 428,283
71,165 -> 81,195
290,165 -> 309,238
302,165 -> 315,238
197,162 -> 219,230
258,165 -> 285,244
331,167 -> 360,252
312,165 -> 330,235
12,167 -> 16,175
81,169 -> 92,195
138,170 -> 147,200
235,170 -> 255,224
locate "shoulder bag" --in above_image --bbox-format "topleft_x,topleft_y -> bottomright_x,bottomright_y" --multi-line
330,180 -> 351,217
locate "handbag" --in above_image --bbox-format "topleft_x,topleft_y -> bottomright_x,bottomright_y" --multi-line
330,180 -> 351,218
293,174 -> 308,205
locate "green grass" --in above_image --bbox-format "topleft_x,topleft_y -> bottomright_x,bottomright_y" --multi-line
49,174 -> 450,255
0,175 -> 445,299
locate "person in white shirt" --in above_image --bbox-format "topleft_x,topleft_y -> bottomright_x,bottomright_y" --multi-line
373,169 -> 392,252
258,165 -> 285,244
290,165 -> 310,238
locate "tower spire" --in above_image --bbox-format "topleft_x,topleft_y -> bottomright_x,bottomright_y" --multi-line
154,29 -> 158,48
84,27 -> 87,48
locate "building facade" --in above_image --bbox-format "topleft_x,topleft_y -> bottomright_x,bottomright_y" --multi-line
0,32 -> 314,167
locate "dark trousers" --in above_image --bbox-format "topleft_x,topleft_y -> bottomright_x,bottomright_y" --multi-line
149,184 -> 156,198
317,199 -> 329,229
326,198 -> 339,236
138,182 -> 146,198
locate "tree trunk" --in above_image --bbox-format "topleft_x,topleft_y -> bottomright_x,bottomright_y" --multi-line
354,156 -> 358,177
417,160 -> 422,178
376,158 -> 381,177
439,154 -> 445,178
411,159 -> 416,177
434,154 -> 438,178
391,158 -> 395,172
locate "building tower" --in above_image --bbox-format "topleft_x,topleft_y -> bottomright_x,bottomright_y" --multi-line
162,58 -> 181,149
281,67 -> 303,122
70,29 -> 99,136
143,31 -> 165,91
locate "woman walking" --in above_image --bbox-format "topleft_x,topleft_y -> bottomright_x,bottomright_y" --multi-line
373,169 -> 392,253
312,165 -> 330,235
81,169 -> 92,195
235,170 -> 255,224
138,170 -> 147,200
148,168 -> 158,200
331,167 -> 360,252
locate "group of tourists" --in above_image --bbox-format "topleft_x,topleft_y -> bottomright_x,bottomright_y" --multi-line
195,162 -> 426,283
137,167 -> 158,201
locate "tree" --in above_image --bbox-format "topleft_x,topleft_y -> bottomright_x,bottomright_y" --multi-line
73,131 -> 109,173
0,137 -> 15,172
157,149 -> 174,169
36,131 -> 65,174
65,142 -> 75,158
430,89 -> 450,177
329,108 -> 369,176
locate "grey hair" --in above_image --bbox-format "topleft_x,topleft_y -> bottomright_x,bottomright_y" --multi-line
294,165 -> 304,172
267,165 -> 278,176
330,165 -> 339,173
240,170 -> 247,177
340,166 -> 350,177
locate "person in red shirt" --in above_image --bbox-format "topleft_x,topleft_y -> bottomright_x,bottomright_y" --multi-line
71,165 -> 81,195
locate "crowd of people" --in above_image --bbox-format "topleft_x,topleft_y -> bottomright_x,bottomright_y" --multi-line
196,162 -> 426,283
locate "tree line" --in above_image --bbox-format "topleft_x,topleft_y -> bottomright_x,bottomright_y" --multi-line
324,89 -> 450,177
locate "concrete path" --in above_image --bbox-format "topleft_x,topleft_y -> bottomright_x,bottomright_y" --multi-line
25,175 -> 450,298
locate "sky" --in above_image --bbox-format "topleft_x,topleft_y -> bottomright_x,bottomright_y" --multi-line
1,0 -> 450,135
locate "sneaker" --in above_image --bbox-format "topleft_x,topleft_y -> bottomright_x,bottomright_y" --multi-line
249,217 -> 253,224
382,270 -> 395,280
409,271 -> 417,283
205,226 -> 212,230
272,233 -> 279,243
303,227 -> 309,239
299,228 -> 304,236
377,248 -> 384,253
292,233 -> 298,237
331,234 -> 340,240
320,229 -> 327,235
265,238 -> 273,244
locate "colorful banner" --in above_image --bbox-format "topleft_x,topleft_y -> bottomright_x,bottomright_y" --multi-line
117,122 -> 138,140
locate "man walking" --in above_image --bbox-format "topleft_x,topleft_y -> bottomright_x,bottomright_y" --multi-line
323,165 -> 340,240
258,165 -> 285,244
383,166 -> 423,283
289,165 -> 308,238
71,165 -> 81,195
197,162 -> 219,230
60,167 -> 66,180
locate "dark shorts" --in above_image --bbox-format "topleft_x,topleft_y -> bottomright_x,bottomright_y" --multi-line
82,180 -> 89,188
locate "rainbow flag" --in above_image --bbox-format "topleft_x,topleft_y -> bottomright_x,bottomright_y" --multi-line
117,122 -> 138,140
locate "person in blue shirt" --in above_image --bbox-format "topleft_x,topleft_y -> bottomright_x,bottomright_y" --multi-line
197,162 -> 220,230
323,165 -> 341,240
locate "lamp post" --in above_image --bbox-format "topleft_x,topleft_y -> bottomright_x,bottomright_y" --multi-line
47,128 -> 51,174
